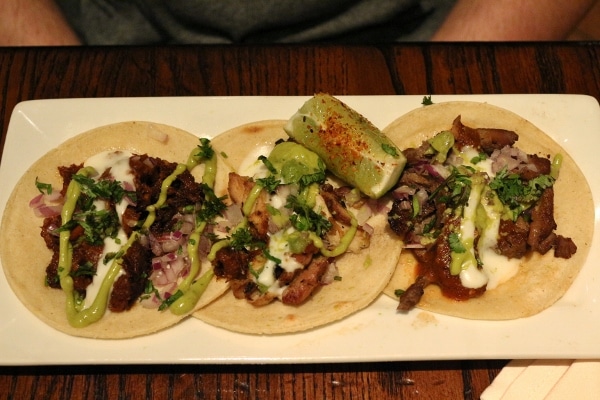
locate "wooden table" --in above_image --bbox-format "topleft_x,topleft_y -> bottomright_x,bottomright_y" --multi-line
1,43 -> 598,399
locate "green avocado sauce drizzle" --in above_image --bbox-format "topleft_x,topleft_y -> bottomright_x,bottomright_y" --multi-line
206,142 -> 358,270
58,140 -> 218,327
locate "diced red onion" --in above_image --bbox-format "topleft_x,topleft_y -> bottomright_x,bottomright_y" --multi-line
392,185 -> 416,200
29,191 -> 64,218
140,295 -> 160,309
422,163 -> 450,179
147,125 -> 169,143
362,223 -> 374,236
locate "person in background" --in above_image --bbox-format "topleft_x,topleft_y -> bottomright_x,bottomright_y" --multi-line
0,0 -> 597,46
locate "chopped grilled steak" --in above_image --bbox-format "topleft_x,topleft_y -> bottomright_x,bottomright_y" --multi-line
108,240 -> 152,312
58,164 -> 82,195
41,215 -> 60,251
477,128 -> 519,154
497,217 -> 530,259
451,115 -> 519,153
528,188 -> 557,253
213,246 -> 251,281
555,235 -> 577,259
397,275 -> 431,311
320,184 -> 353,226
70,242 -> 103,293
281,256 -> 331,305
451,115 -> 482,149
515,154 -> 552,181
129,154 -> 177,208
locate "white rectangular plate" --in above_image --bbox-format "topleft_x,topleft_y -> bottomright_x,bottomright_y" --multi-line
1,95 -> 599,365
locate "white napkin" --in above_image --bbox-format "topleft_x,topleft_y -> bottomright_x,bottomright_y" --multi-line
481,359 -> 600,400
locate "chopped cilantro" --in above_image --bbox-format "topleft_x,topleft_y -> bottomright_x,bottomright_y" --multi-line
448,232 -> 466,253
470,153 -> 488,164
71,174 -> 135,205
286,194 -> 332,237
489,168 -> 555,214
299,170 -> 326,188
35,177 -> 53,195
382,143 -> 400,158
141,280 -> 161,301
230,227 -> 263,251
263,249 -> 282,265
258,155 -> 277,175
103,249 -> 124,264
196,138 -> 214,160
394,288 -> 405,297
158,290 -> 183,311
55,208 -> 120,245
197,184 -> 227,222
256,176 -> 281,193
422,95 -> 434,106
430,168 -> 472,207
70,261 -> 96,278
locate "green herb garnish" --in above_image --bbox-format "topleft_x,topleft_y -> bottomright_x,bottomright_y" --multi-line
197,184 -> 227,222
382,143 -> 400,158
158,290 -> 184,311
489,168 -> 555,215
256,176 -> 281,193
448,232 -> 466,253
35,177 -> 53,195
286,195 -> 332,237
422,95 -> 434,106
258,155 -> 277,175
196,138 -> 214,159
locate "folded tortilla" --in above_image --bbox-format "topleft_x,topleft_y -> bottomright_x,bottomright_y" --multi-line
382,102 -> 593,320
193,120 -> 401,334
0,121 -> 231,338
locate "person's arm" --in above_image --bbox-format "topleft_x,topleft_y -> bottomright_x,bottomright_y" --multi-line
0,0 -> 81,46
431,0 -> 597,41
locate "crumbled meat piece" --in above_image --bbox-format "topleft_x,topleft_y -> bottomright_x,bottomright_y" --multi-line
227,172 -> 254,205
213,246 -> 251,281
397,275 -> 430,311
528,188 -> 557,253
40,215 -> 61,250
497,217 -> 530,259
108,240 -> 152,312
451,115 -> 481,150
281,256 -> 331,305
555,235 -> 577,259
320,184 -> 353,226
517,154 -> 551,180
477,128 -> 519,154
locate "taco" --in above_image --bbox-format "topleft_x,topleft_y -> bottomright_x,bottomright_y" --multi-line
194,120 -> 401,334
0,121 -> 231,338
382,101 -> 593,320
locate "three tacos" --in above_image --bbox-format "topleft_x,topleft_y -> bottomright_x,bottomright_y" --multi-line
0,99 -> 593,339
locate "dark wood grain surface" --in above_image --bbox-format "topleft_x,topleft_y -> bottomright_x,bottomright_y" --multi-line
1,43 -> 599,400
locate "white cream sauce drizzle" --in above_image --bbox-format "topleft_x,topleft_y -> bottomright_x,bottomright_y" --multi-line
82,150 -> 135,308
455,146 -> 521,290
